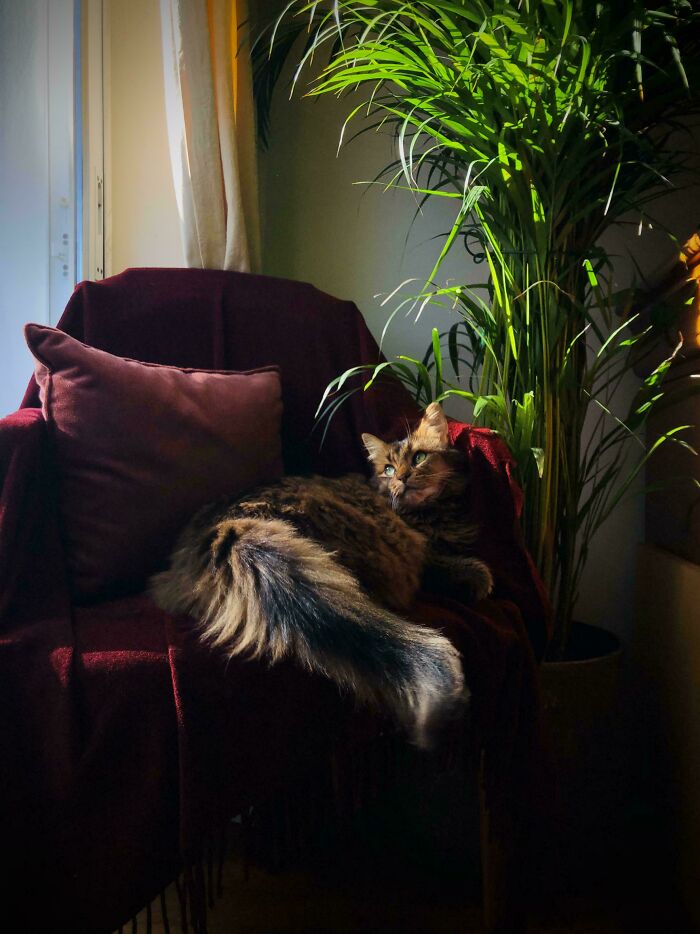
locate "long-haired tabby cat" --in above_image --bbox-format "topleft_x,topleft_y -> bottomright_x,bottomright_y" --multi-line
151,403 -> 492,746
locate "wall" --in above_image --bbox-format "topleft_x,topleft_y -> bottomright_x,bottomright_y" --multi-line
106,0 -> 184,274
258,79 -> 466,365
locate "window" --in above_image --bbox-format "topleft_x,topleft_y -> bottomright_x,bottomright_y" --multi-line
0,0 -> 103,417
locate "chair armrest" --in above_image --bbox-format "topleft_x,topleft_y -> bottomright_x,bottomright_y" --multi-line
0,409 -> 48,619
448,420 -> 553,658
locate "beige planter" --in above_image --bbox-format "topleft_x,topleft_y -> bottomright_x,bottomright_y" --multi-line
538,623 -> 624,890
541,623 -> 622,779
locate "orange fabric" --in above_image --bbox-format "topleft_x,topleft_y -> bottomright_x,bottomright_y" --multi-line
231,0 -> 239,113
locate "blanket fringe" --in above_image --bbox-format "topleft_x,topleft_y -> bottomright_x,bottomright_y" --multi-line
119,721 -> 475,933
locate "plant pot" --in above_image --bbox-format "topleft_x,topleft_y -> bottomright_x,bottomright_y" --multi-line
541,622 -> 622,776
538,622 -> 624,890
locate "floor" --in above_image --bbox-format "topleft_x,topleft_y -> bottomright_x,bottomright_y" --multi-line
135,863 -> 621,934
134,850 -> 691,934
130,771 -> 694,934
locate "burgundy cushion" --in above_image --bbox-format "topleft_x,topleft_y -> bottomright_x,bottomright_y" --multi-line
25,323 -> 283,601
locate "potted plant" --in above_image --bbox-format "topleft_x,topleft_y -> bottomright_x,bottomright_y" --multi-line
254,1 -> 699,669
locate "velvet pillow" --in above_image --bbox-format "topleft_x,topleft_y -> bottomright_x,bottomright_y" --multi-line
25,323 -> 284,601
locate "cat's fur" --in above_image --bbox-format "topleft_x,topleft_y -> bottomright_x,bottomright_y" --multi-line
151,403 -> 492,746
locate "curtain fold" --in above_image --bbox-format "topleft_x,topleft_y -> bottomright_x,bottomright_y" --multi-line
160,0 -> 260,272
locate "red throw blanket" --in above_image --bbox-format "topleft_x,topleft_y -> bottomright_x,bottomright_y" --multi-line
2,268 -> 551,932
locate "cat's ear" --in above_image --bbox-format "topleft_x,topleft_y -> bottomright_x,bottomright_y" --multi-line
417,402 -> 449,447
362,433 -> 388,463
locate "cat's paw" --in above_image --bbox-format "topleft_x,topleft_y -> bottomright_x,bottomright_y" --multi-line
463,558 -> 494,604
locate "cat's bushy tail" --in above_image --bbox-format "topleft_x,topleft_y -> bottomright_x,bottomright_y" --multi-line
150,517 -> 465,747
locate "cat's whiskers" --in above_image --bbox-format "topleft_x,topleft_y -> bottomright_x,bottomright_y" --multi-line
410,469 -> 453,489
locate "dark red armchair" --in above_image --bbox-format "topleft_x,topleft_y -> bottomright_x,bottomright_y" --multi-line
0,268 -> 550,933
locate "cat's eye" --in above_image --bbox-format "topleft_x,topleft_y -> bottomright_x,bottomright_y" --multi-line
383,465 -> 396,477
413,451 -> 428,466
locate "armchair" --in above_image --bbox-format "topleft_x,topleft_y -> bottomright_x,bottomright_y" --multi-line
0,268 -> 550,933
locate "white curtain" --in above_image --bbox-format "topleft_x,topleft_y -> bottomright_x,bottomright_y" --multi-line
160,0 -> 260,272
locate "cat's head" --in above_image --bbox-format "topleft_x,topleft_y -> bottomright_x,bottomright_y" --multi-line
362,403 -> 461,512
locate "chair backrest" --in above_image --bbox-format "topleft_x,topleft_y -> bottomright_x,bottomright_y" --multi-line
22,267 -> 418,477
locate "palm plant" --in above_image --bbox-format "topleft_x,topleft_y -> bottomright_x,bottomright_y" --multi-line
255,0 -> 700,657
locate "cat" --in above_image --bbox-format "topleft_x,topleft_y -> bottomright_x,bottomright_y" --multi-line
150,403 -> 493,747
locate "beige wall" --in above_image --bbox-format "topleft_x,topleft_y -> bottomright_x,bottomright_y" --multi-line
106,0 -> 184,274
259,86 -> 464,365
